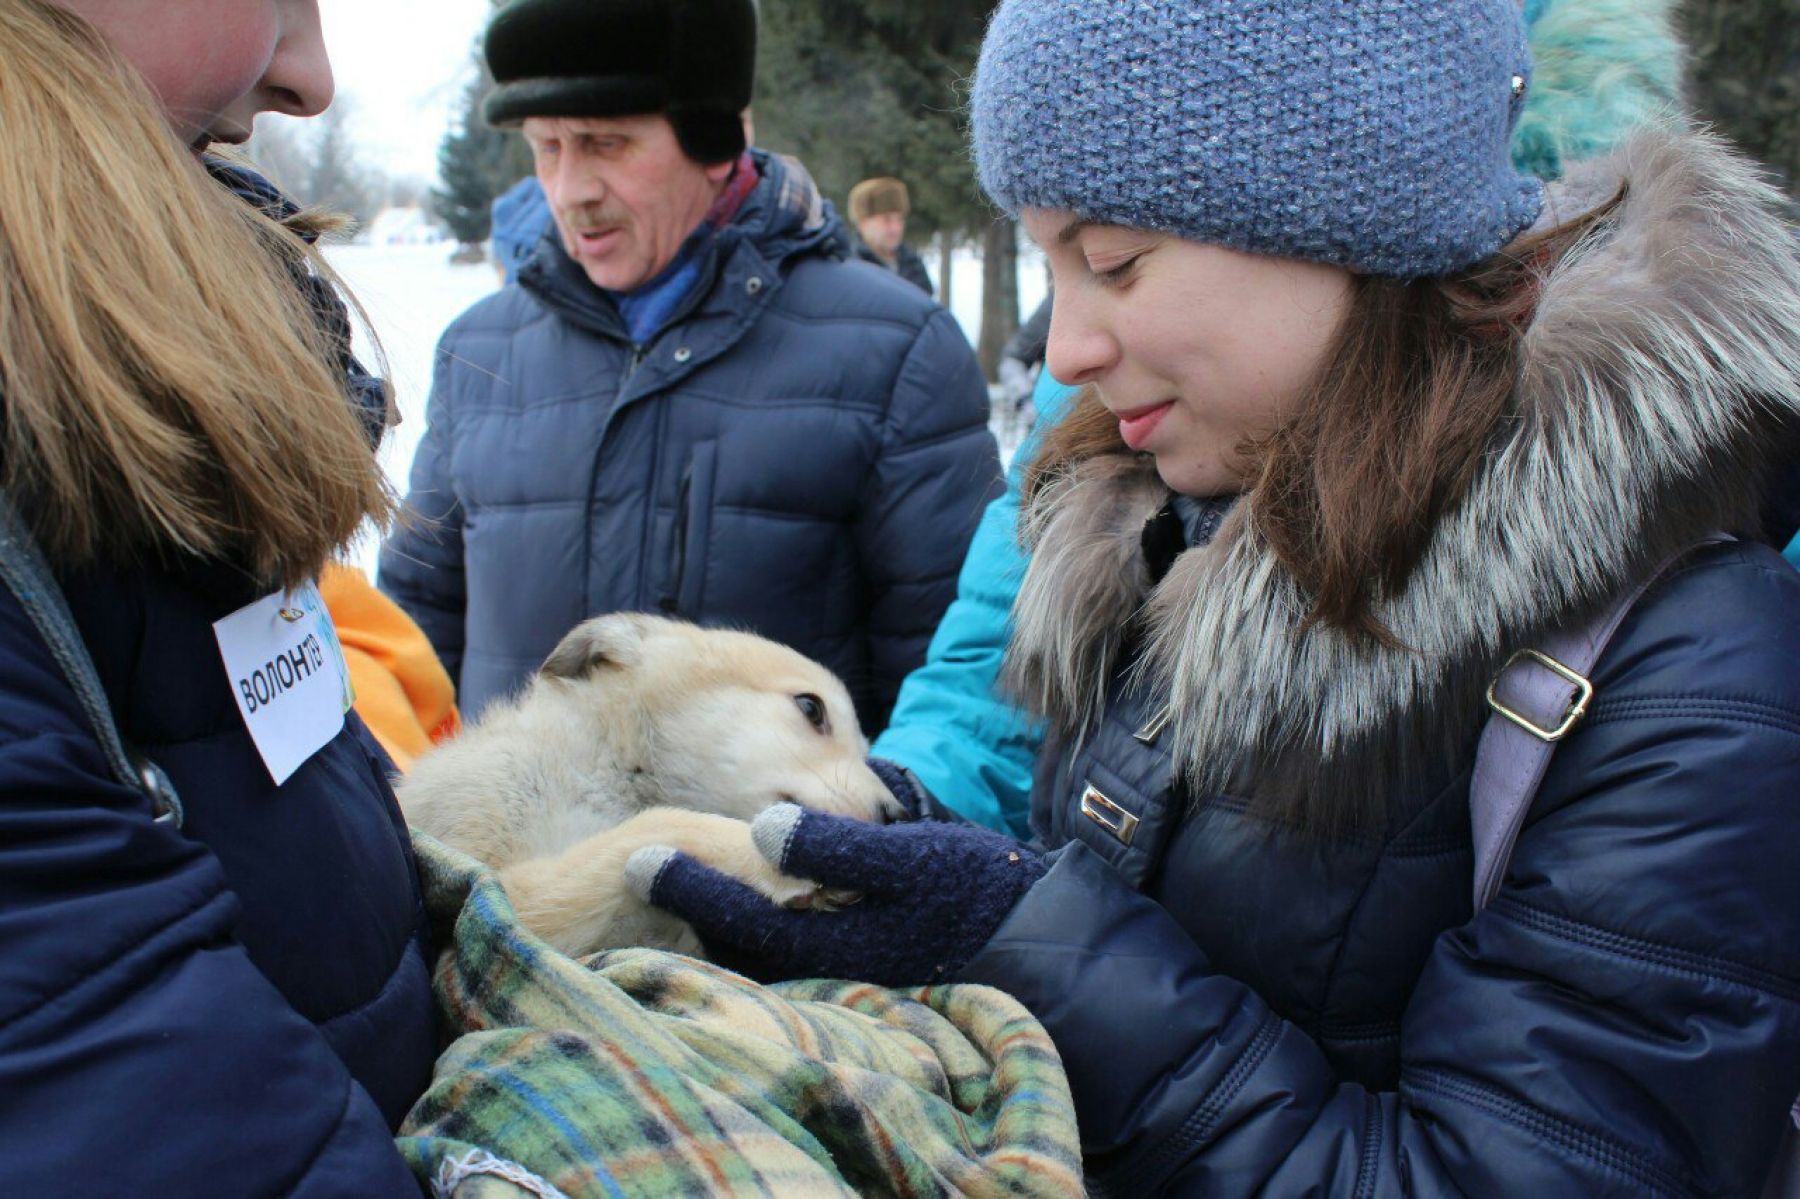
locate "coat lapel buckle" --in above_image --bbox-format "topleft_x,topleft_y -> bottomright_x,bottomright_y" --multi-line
1079,784 -> 1141,846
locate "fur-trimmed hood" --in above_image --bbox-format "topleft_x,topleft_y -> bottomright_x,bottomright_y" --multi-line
1005,130 -> 1800,827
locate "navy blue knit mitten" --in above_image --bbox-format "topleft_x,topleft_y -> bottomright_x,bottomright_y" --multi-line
865,757 -> 973,825
626,804 -> 1045,986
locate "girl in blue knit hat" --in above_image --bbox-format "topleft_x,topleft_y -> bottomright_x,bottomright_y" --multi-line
637,0 -> 1800,1192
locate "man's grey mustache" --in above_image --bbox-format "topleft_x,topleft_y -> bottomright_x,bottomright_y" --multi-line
562,207 -> 626,233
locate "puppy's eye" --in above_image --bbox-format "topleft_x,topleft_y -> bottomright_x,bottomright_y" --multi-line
794,693 -> 829,733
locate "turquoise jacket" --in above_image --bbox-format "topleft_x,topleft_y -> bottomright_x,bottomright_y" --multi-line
872,372 -> 1072,834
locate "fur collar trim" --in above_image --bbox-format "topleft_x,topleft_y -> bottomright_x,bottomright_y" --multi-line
1005,130 -> 1800,828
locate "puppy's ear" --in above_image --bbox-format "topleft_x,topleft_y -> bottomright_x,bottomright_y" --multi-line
540,614 -> 649,679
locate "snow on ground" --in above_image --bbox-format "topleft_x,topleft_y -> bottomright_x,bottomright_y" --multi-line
325,243 -> 498,577
326,239 -> 1048,578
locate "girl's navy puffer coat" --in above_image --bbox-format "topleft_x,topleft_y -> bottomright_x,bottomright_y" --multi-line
968,132 -> 1800,1196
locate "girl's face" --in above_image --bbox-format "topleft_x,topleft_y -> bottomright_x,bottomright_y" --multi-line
1024,209 -> 1355,497
53,0 -> 333,151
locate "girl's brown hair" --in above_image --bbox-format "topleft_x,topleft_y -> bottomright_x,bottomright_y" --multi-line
0,1 -> 393,592
1026,195 -> 1624,644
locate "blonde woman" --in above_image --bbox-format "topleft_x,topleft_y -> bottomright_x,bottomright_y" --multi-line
0,2 -> 433,1190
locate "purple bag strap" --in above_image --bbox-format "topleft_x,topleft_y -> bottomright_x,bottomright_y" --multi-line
1469,534 -> 1733,910
1470,533 -> 1800,1194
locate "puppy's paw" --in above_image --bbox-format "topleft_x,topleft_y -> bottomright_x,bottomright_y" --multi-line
625,842 -> 830,912
783,885 -> 864,912
616,810 -> 821,911
624,845 -> 679,902
721,850 -> 819,910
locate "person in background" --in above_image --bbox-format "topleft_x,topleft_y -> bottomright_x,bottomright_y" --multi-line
489,172 -> 551,285
870,0 -> 1706,835
641,0 -> 1800,1190
380,0 -> 997,733
1002,292 -> 1053,380
848,176 -> 936,295
994,290 -> 1053,436
0,1 -> 435,1190
321,564 -> 461,771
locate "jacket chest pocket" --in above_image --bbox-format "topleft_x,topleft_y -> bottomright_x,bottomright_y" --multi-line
1043,683 -> 1183,889
660,440 -> 717,617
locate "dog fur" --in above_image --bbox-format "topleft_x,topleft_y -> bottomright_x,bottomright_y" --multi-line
399,613 -> 901,957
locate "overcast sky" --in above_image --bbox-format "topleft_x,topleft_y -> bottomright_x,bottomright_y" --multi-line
314,0 -> 495,182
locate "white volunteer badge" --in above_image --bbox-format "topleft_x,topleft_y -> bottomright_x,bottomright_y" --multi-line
213,581 -> 355,785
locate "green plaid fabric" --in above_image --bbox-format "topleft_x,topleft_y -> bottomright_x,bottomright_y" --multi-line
397,836 -> 1084,1198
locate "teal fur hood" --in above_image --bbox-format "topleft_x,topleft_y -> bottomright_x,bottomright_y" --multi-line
1515,0 -> 1685,179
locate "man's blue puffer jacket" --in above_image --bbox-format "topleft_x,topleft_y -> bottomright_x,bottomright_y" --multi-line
380,150 -> 998,729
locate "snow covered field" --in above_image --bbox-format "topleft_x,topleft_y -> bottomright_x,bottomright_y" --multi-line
326,240 -> 1047,577
325,244 -> 496,576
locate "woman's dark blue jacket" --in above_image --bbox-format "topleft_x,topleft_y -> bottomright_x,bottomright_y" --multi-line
966,133 -> 1800,1196
0,164 -> 433,1194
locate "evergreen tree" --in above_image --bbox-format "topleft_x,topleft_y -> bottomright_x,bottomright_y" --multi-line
245,107 -> 387,230
755,0 -> 991,240
975,216 -> 1018,380
755,0 -> 1015,373
245,116 -> 313,199
433,3 -> 534,251
433,60 -> 533,249
1681,0 -> 1800,190
307,102 -> 386,228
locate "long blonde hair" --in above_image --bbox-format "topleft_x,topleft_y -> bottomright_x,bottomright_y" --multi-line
0,0 -> 394,591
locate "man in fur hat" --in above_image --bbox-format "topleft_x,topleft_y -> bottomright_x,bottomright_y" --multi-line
380,0 -> 998,733
848,177 -> 935,295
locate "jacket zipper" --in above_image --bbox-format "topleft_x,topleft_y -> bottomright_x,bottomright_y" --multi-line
583,342 -> 647,616
660,462 -> 692,614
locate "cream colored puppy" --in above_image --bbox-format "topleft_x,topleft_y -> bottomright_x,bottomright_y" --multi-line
399,613 -> 901,957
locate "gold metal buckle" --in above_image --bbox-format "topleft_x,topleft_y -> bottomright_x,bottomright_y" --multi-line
1079,784 -> 1141,845
1485,649 -> 1594,742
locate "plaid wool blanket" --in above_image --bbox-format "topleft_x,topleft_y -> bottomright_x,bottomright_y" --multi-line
396,836 -> 1084,1198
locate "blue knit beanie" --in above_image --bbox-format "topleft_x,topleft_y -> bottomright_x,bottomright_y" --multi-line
972,0 -> 1547,279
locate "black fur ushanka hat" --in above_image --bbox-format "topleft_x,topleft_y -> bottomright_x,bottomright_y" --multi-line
483,0 -> 757,164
